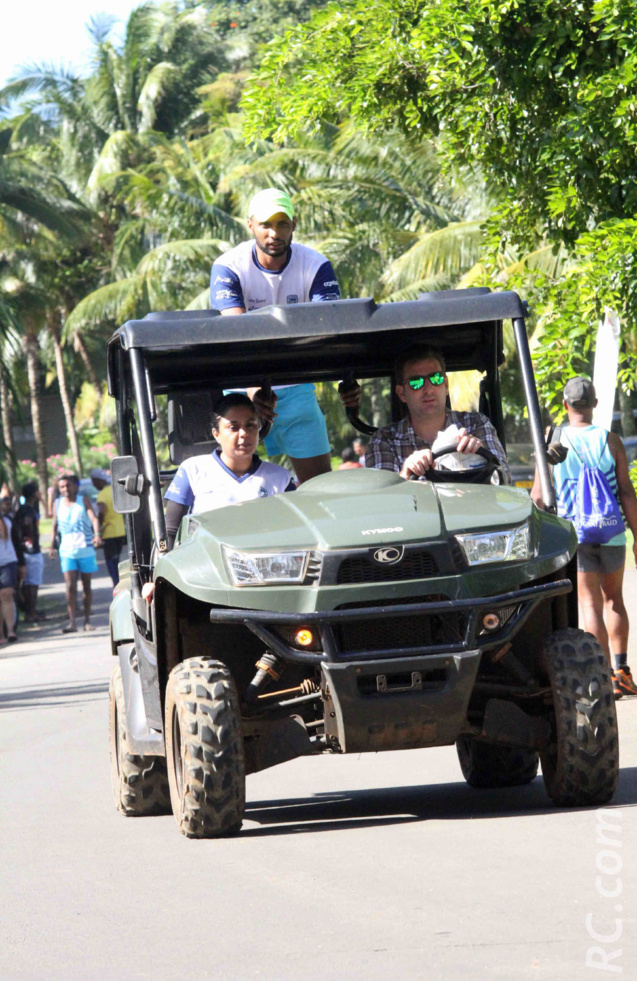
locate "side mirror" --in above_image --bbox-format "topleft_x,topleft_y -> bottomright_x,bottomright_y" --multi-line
112,456 -> 147,514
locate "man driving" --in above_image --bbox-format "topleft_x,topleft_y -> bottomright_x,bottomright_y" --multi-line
364,345 -> 510,481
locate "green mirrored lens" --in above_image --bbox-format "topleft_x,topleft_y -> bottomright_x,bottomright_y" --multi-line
407,372 -> 444,390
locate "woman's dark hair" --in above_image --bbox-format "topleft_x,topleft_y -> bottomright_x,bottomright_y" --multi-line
341,447 -> 357,463
59,473 -> 80,486
21,481 -> 38,499
394,345 -> 446,382
211,393 -> 257,431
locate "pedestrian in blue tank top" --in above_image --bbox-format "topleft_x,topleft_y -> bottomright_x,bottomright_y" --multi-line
49,474 -> 102,633
532,377 -> 637,698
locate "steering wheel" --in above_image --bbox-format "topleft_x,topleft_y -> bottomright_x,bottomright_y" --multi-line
409,444 -> 500,484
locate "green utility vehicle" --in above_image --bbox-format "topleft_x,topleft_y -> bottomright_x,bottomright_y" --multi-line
107,289 -> 618,838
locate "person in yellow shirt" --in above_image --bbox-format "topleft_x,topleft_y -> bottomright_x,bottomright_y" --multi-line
91,468 -> 126,586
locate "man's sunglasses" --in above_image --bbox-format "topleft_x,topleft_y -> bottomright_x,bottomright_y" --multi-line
405,372 -> 445,390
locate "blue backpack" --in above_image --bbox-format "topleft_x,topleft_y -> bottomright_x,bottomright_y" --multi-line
563,432 -> 624,545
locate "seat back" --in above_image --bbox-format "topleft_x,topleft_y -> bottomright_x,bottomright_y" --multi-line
167,388 -> 223,465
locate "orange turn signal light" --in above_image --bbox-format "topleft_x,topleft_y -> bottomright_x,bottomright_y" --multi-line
482,613 -> 501,632
295,628 -> 314,647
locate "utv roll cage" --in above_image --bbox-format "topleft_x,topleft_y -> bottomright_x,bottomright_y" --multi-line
106,288 -> 554,590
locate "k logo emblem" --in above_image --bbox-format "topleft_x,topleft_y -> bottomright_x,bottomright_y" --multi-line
372,546 -> 404,564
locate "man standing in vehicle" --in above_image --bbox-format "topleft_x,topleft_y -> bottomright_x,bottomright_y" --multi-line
532,377 -> 637,698
210,188 -> 340,483
365,345 -> 510,480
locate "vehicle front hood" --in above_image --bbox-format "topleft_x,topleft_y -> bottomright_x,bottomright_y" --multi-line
192,468 -> 533,550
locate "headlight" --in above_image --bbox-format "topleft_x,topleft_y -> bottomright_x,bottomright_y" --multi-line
456,522 -> 531,566
223,546 -> 311,586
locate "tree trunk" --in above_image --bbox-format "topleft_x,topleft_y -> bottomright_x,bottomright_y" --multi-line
73,334 -> 100,391
50,316 -> 83,476
25,333 -> 49,504
618,380 -> 635,437
0,369 -> 17,492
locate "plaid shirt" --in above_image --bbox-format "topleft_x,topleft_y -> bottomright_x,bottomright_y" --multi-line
364,412 -> 511,483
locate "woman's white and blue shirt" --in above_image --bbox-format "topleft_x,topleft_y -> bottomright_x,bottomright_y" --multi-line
165,450 -> 295,515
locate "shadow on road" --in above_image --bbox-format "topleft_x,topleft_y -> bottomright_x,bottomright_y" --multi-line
0,680 -> 109,711
242,766 -> 637,836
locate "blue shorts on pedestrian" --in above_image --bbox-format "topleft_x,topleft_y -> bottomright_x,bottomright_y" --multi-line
60,553 -> 98,575
24,552 -> 44,586
0,561 -> 18,589
263,384 -> 331,459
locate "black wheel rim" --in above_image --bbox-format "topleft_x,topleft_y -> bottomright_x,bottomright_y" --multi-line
172,705 -> 184,798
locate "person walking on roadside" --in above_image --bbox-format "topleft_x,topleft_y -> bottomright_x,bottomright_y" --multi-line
90,468 -> 126,586
0,506 -> 25,645
13,481 -> 44,623
532,377 -> 637,698
49,474 -> 102,633
210,187 -> 343,484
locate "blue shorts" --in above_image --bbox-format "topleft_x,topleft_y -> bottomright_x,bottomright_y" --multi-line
0,561 -> 18,589
24,552 -> 44,586
60,553 -> 98,575
264,384 -> 331,459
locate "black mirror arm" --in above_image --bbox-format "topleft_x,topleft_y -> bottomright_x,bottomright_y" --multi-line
258,377 -> 272,441
340,372 -> 378,436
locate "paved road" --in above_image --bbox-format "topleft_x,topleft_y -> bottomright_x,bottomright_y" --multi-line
1,557 -> 636,980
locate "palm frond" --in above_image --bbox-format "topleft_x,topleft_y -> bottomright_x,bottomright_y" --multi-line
185,287 -> 211,310
138,62 -> 181,132
381,221 -> 484,293
62,277 -> 138,338
135,238 -> 228,276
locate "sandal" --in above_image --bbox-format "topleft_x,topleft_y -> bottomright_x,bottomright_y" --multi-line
62,624 -> 78,634
83,623 -> 96,632
7,634 -> 18,643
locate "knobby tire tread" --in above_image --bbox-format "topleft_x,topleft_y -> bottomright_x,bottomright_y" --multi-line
109,664 -> 171,817
166,657 -> 245,839
456,737 -> 539,788
540,629 -> 619,807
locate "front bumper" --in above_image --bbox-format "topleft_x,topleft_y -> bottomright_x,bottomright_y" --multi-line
209,579 -> 572,665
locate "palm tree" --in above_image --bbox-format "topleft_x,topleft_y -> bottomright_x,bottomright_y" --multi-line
1,5 -> 227,198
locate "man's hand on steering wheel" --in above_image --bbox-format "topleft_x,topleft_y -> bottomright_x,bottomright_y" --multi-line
456,428 -> 482,455
400,449 -> 434,479
400,431 -> 487,481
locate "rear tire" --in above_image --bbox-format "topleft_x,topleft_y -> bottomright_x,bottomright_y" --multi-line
165,657 -> 245,839
540,629 -> 618,807
109,664 -> 171,816
456,736 -> 539,788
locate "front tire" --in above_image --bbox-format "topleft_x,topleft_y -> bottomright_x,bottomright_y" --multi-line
109,664 -> 171,816
540,629 -> 619,807
165,657 -> 245,838
456,737 -> 539,788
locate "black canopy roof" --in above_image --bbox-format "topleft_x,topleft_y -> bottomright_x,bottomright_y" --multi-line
107,289 -> 526,397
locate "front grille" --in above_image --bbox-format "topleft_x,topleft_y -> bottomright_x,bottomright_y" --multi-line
333,596 -> 466,654
336,549 -> 438,585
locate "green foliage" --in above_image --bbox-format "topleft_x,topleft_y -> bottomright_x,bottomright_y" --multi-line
532,220 -> 637,413
243,0 -> 637,251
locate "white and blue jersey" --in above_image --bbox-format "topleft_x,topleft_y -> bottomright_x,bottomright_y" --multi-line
56,499 -> 95,558
210,240 -> 340,312
553,425 -> 626,546
165,449 -> 295,515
